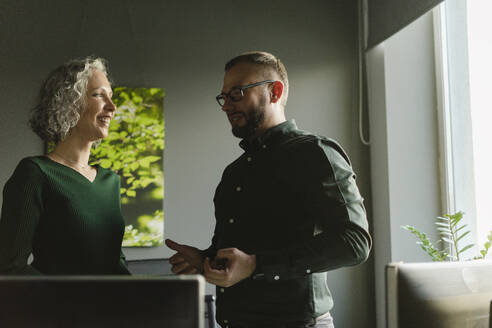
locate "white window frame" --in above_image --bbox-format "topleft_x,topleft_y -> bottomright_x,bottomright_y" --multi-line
432,4 -> 455,215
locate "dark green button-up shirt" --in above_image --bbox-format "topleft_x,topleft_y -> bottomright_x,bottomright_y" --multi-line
206,120 -> 371,326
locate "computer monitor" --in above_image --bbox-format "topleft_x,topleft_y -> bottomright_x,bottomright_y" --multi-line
386,260 -> 492,328
0,275 -> 204,328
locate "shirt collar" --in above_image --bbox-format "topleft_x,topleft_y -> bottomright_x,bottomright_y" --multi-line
239,120 -> 298,151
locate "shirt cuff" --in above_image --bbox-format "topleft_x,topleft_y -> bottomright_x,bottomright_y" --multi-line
252,251 -> 316,281
252,251 -> 290,282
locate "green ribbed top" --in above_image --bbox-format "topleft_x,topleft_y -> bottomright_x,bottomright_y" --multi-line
0,156 -> 129,275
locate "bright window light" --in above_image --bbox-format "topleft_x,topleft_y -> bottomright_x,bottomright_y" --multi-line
467,0 -> 492,248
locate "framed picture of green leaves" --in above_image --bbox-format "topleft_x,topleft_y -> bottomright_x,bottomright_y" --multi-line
45,87 -> 165,247
102,87 -> 165,247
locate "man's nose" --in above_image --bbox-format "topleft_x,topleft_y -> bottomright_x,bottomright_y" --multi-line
220,97 -> 233,112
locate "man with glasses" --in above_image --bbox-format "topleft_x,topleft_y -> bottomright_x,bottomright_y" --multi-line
166,51 -> 371,328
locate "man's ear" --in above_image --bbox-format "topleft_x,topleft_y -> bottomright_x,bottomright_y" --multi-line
270,81 -> 284,103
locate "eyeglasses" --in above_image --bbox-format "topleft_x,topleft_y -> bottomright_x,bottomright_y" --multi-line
216,80 -> 275,107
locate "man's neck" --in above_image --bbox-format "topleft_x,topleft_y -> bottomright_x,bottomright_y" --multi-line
247,118 -> 287,142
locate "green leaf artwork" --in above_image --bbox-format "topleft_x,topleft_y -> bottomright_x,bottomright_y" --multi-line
92,87 -> 165,247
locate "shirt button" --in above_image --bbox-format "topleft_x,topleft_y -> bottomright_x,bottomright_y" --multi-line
247,156 -> 252,162
220,288 -> 225,293
274,275 -> 280,280
306,269 -> 311,274
235,186 -> 241,192
224,320 -> 229,324
262,144 -> 267,149
229,218 -> 234,224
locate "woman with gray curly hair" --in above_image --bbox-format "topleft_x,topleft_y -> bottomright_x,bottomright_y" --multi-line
0,56 -> 130,275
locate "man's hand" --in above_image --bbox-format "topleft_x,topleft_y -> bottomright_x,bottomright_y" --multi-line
165,239 -> 204,275
203,248 -> 256,287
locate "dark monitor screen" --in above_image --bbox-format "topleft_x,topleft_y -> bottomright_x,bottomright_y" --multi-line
0,275 -> 204,328
386,260 -> 492,328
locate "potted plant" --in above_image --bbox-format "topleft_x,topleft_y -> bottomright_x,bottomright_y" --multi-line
402,211 -> 492,261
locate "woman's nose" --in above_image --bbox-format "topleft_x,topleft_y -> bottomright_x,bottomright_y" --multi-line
105,96 -> 116,112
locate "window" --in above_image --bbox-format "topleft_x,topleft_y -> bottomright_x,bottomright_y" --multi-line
466,0 -> 492,248
435,0 -> 492,253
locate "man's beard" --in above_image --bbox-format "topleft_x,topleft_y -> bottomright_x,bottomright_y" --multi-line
231,104 -> 265,139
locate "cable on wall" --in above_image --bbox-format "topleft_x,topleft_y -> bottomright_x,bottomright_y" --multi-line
358,0 -> 371,146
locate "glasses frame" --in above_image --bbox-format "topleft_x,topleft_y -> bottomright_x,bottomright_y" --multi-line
216,80 -> 275,107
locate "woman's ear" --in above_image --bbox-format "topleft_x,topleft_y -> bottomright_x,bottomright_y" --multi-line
270,81 -> 284,103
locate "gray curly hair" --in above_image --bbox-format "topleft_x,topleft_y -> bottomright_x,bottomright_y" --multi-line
29,56 -> 109,143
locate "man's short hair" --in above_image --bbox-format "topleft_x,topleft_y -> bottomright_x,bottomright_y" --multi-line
225,51 -> 289,107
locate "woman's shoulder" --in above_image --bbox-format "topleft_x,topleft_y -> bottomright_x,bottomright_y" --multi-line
17,155 -> 65,174
15,156 -> 46,172
6,156 -> 47,186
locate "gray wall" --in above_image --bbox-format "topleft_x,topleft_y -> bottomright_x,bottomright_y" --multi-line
0,1 -> 374,326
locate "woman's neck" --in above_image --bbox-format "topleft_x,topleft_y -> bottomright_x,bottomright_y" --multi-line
50,134 -> 93,169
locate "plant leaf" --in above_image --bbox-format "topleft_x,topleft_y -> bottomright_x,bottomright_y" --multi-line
442,237 -> 454,244
100,159 -> 112,168
437,228 -> 452,234
458,244 -> 474,254
455,224 -> 468,234
401,225 -> 445,261
455,230 -> 471,243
